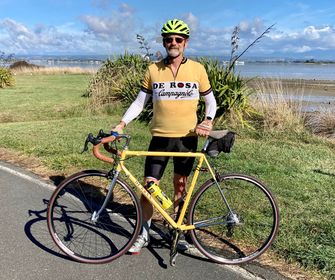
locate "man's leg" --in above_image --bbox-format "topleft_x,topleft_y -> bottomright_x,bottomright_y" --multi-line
173,173 -> 187,214
173,136 -> 197,213
128,177 -> 158,254
129,136 -> 170,254
173,173 -> 192,251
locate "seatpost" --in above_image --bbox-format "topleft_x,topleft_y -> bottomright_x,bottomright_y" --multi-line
201,138 -> 210,153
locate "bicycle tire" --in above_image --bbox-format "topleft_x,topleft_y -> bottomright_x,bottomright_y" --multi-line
47,170 -> 142,264
188,173 -> 279,265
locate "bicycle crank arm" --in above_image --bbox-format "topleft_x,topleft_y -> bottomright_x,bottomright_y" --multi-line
169,230 -> 181,266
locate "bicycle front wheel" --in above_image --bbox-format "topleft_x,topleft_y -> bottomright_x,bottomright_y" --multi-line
47,170 -> 142,264
188,173 -> 279,265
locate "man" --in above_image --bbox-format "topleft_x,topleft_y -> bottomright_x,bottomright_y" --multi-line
113,19 -> 217,254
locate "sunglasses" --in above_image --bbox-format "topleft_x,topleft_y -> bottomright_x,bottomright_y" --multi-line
163,37 -> 185,44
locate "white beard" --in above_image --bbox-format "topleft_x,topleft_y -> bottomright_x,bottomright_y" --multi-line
167,48 -> 181,58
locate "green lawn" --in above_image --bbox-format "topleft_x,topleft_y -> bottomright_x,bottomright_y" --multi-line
0,74 -> 92,122
0,73 -> 334,279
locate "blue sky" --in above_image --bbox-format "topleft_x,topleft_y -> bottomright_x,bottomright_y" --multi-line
0,0 -> 334,59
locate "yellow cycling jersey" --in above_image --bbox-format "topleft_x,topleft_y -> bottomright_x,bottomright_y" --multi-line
141,57 -> 212,137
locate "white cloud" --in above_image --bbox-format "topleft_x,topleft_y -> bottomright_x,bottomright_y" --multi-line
80,3 -> 138,47
239,21 -> 249,32
296,45 -> 312,53
1,18 -> 34,39
281,25 -> 335,52
303,25 -> 332,40
227,19 -> 335,57
0,7 -> 334,59
0,18 -> 97,54
304,26 -> 321,39
183,13 -> 199,34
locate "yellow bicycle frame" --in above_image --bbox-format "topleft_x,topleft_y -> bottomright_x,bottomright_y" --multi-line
114,150 -> 217,231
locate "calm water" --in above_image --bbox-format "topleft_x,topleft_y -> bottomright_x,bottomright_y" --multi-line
235,62 -> 335,81
26,57 -> 335,81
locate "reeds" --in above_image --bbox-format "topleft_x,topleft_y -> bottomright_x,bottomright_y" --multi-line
249,78 -> 306,132
11,66 -> 96,75
248,78 -> 335,139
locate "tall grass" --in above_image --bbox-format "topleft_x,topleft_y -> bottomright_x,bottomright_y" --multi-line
86,53 -> 254,127
11,66 -> 96,75
247,78 -> 335,140
248,78 -> 306,133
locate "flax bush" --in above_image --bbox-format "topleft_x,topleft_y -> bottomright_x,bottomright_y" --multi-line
197,25 -> 274,128
0,67 -> 14,88
86,53 -> 149,112
198,57 -> 253,127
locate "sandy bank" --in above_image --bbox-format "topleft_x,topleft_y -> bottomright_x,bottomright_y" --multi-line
246,78 -> 335,96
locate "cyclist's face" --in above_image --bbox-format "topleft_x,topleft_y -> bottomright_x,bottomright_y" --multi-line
163,35 -> 188,58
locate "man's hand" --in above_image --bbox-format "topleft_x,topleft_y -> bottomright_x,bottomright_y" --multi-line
195,119 -> 213,137
111,121 -> 126,134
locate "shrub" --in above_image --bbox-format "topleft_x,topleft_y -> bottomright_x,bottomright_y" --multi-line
86,53 -> 149,112
0,67 -> 14,88
9,60 -> 39,69
9,60 -> 41,72
305,107 -> 335,138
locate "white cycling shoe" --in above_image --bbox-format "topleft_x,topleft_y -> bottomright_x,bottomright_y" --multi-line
128,235 -> 150,255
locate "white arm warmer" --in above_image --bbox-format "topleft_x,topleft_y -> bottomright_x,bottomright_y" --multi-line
203,91 -> 217,119
121,90 -> 151,125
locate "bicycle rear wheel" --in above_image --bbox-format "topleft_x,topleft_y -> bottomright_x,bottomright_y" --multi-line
47,170 -> 142,264
188,173 -> 279,264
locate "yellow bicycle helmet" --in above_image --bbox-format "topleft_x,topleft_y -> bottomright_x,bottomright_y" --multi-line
161,19 -> 190,37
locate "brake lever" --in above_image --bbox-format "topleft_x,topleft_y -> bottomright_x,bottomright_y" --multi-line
81,133 -> 102,153
98,129 -> 115,138
81,130 -> 119,154
81,133 -> 93,153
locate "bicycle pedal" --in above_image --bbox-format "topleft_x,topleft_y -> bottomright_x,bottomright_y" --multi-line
176,240 -> 189,251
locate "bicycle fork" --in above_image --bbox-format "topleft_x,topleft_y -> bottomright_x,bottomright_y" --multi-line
193,175 -> 241,230
91,170 -> 119,222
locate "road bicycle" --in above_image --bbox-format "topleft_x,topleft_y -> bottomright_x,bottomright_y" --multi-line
47,129 -> 279,266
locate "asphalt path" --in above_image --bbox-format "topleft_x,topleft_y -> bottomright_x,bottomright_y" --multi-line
0,161 -> 290,280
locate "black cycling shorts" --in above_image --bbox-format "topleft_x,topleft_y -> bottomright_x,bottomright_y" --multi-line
144,136 -> 198,180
